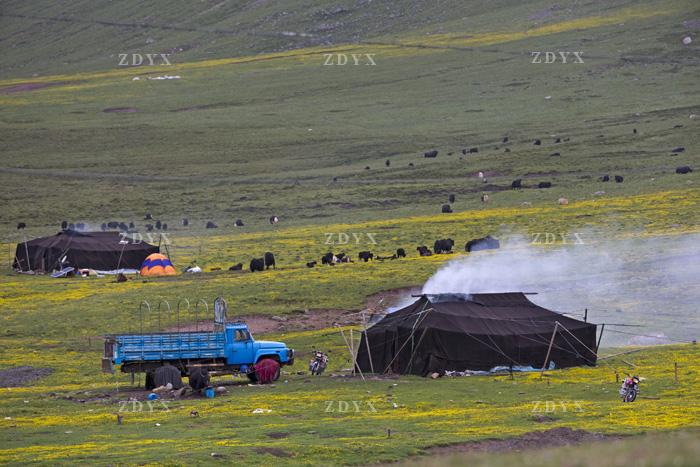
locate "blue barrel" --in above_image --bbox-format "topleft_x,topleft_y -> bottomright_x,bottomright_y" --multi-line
204,387 -> 215,398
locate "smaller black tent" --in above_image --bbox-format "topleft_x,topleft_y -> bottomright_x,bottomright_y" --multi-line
13,231 -> 158,272
356,293 -> 597,376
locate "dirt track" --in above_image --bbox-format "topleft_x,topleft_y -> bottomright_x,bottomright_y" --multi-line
425,427 -> 621,455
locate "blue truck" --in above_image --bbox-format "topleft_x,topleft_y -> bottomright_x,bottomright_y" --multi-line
102,321 -> 294,383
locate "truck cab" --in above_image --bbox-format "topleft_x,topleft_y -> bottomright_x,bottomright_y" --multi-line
224,323 -> 294,367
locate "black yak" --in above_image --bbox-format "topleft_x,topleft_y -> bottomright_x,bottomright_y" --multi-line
249,258 -> 265,272
434,239 -> 455,254
264,252 -> 276,270
358,251 -> 374,262
466,235 -> 500,252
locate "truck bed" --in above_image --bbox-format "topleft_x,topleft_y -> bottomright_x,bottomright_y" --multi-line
112,331 -> 226,363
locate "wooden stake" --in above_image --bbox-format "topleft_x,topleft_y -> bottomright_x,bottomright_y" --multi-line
596,324 -> 605,354
540,322 -> 559,377
674,362 -> 679,384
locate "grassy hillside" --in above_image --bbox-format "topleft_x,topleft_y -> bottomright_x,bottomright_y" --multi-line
1,0 -> 698,238
1,0 -> 700,464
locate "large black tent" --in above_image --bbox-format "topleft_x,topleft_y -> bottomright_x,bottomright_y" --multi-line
13,231 -> 158,272
356,293 -> 597,376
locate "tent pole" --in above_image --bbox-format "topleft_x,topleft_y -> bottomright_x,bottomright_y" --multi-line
596,323 -> 605,354
338,326 -> 365,381
540,322 -> 559,377
22,234 -> 31,272
361,311 -> 375,374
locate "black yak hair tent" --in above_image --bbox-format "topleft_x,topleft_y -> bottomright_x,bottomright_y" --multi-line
356,293 -> 597,376
13,230 -> 159,273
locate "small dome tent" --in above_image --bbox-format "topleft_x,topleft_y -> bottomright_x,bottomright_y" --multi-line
140,253 -> 176,276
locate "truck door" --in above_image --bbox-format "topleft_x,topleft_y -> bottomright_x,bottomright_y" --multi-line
229,329 -> 254,364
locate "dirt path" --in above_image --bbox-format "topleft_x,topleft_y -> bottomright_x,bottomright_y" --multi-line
168,286 -> 419,334
423,427 -> 622,455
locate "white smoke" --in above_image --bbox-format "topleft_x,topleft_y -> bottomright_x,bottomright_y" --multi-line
418,232 -> 700,347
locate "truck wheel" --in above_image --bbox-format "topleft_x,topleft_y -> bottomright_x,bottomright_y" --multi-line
255,358 -> 281,383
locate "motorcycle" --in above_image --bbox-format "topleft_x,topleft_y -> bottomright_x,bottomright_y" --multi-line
620,375 -> 640,402
309,351 -> 329,375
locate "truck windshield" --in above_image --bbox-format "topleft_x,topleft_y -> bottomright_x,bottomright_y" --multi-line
234,329 -> 250,341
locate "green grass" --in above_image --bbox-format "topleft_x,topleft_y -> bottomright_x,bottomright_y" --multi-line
1,0 -> 700,464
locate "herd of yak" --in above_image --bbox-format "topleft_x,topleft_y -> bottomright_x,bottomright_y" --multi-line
243,235 -> 500,273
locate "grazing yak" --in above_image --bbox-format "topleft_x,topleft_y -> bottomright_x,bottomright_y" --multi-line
206,221 -> 218,229
101,223 -> 107,231
558,197 -> 569,205
465,235 -> 500,252
600,175 -> 610,182
396,248 -> 406,258
129,221 -> 135,229
481,194 -> 489,203
424,150 -> 438,158
671,147 -> 685,153
182,218 -> 189,226
321,252 -> 336,265
358,251 -> 374,262
676,166 -> 693,174
511,179 -> 522,189
533,139 -> 541,145
434,239 -> 455,254
229,263 -> 243,271
107,221 -> 119,229
365,166 -> 371,170
441,204 -> 453,213
306,261 -> 317,268
504,148 -> 511,152
269,216 -> 279,225
448,194 -> 456,203
61,220 -> 68,230
385,159 -> 391,167
155,220 -> 162,230
264,252 -> 276,270
469,147 -> 478,153
554,138 -> 561,143
615,175 -> 624,183
550,152 -> 560,157
502,137 -> 509,143
235,219 -> 244,227
17,222 -> 26,230
417,246 -> 433,256
144,213 -> 153,220
145,224 -> 154,232
162,223 -> 168,231
118,222 -> 128,231
462,149 -> 467,155
408,162 -> 414,167
538,182 -> 552,189
249,258 -> 265,272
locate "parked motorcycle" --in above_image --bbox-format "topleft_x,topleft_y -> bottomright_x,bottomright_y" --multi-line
309,351 -> 329,375
620,375 -> 640,402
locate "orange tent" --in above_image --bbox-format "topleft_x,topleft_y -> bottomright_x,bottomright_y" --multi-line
140,253 -> 176,276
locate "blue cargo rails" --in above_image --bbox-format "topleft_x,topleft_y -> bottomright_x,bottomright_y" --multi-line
103,322 -> 294,382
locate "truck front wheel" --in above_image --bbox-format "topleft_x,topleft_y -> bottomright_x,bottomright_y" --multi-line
251,358 -> 280,384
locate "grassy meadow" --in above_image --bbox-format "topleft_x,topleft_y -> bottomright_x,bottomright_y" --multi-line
1,0 -> 699,464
